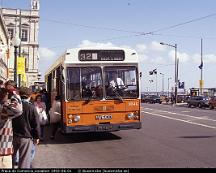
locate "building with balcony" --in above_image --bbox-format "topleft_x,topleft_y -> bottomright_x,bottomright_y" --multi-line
0,10 -> 9,82
1,0 -> 40,86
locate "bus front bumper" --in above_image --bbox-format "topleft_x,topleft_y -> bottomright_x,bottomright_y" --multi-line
62,122 -> 141,133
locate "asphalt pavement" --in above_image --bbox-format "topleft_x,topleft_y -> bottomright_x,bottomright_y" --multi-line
32,103 -> 216,168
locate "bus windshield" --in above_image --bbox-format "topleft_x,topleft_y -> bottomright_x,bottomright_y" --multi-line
66,66 -> 138,101
67,67 -> 103,100
105,66 -> 138,99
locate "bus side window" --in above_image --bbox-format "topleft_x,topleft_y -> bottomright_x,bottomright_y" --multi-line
67,68 -> 81,100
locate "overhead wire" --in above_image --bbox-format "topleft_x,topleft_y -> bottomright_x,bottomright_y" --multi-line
149,33 -> 216,40
147,12 -> 216,34
41,18 -> 142,34
42,12 -> 216,49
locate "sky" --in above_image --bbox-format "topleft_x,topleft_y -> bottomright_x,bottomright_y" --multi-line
1,0 -> 216,92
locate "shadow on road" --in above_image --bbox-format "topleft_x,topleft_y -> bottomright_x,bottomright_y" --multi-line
178,135 -> 216,139
39,126 -> 122,145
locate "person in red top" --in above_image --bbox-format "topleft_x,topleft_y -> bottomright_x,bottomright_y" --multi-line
0,82 -> 23,168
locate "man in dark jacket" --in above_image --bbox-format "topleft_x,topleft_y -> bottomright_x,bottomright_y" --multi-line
12,87 -> 40,168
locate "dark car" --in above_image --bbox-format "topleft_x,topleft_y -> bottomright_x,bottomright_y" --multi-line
187,96 -> 209,108
209,96 -> 216,109
141,95 -> 162,104
141,94 -> 148,103
177,95 -> 190,103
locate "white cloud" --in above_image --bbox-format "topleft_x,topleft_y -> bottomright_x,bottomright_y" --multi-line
136,44 -> 147,53
192,54 -> 200,64
168,50 -> 190,63
150,56 -> 166,64
139,54 -> 149,62
192,54 -> 216,64
119,45 -> 132,49
204,54 -> 216,63
39,47 -> 56,60
150,41 -> 166,52
135,44 -> 149,62
78,40 -> 115,48
38,47 -> 57,76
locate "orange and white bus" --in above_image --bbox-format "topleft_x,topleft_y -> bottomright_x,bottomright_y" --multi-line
29,81 -> 46,92
45,47 -> 141,133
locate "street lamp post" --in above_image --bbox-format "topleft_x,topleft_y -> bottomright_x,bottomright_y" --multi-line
168,77 -> 172,97
160,72 -> 164,94
160,42 -> 178,104
12,36 -> 21,85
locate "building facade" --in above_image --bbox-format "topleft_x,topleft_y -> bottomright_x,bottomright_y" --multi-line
1,0 -> 40,86
0,10 -> 9,82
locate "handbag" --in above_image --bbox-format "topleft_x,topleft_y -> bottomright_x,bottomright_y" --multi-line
49,109 -> 61,124
37,108 -> 48,126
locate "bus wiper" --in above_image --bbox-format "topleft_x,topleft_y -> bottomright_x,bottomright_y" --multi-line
83,96 -> 92,104
113,89 -> 123,103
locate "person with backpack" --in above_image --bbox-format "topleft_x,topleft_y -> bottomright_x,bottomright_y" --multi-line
12,87 -> 40,168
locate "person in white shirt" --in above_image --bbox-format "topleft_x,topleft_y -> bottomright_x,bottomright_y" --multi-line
109,72 -> 125,89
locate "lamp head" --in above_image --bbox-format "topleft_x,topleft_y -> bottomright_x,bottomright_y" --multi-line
12,36 -> 21,47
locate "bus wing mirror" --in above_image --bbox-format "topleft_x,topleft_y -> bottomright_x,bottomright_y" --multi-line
140,72 -> 142,78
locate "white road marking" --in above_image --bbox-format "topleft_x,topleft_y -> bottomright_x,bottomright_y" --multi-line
181,111 -> 190,113
142,111 -> 216,129
143,108 -> 216,122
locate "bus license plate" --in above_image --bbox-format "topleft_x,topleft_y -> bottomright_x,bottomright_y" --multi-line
97,124 -> 112,131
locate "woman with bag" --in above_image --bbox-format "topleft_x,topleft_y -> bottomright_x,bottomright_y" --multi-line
34,95 -> 48,141
49,95 -> 61,140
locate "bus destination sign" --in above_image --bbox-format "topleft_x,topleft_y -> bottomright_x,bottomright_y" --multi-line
79,50 -> 125,61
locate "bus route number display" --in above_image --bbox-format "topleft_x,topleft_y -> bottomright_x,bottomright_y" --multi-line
79,50 -> 125,61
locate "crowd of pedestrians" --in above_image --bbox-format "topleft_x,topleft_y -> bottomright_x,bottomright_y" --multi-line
0,79 -> 61,169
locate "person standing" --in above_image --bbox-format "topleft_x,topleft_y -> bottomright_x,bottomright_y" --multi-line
34,94 -> 47,141
49,95 -> 61,140
4,80 -> 19,99
0,87 -> 23,168
12,87 -> 40,169
0,80 -> 4,88
39,89 -> 51,123
109,72 -> 125,89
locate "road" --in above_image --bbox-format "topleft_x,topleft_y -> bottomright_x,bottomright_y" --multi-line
32,103 -> 216,168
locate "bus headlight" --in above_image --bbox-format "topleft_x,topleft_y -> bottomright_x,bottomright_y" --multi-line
126,111 -> 140,120
68,114 -> 73,119
68,119 -> 73,124
127,113 -> 135,120
68,114 -> 80,123
73,115 -> 81,123
134,111 -> 140,120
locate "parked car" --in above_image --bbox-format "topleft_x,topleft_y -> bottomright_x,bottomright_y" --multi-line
187,96 -> 209,108
177,94 -> 190,103
209,96 -> 216,109
141,95 -> 162,104
141,94 -> 148,103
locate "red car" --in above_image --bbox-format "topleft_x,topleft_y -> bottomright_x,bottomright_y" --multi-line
209,96 -> 216,109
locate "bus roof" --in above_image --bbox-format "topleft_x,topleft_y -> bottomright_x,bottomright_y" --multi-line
45,47 -> 139,76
